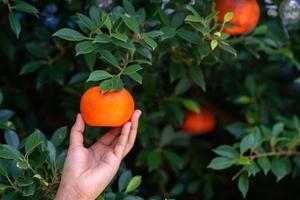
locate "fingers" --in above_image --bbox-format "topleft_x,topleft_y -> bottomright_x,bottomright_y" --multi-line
124,110 -> 142,156
99,127 -> 121,146
69,114 -> 85,148
114,122 -> 131,159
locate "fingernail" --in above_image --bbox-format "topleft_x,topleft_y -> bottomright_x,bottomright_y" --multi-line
136,110 -> 142,116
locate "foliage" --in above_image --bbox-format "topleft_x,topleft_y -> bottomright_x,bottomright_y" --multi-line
1,0 -> 300,199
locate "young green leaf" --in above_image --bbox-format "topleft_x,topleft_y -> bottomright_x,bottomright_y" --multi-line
77,13 -> 96,30
210,40 -> 218,50
223,12 -> 234,23
181,99 -> 200,112
53,28 -> 86,41
125,176 -> 142,193
185,15 -> 202,22
87,70 -> 113,82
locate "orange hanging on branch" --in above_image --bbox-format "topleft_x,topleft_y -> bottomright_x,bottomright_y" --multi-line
181,108 -> 216,135
80,86 -> 135,127
216,0 -> 260,35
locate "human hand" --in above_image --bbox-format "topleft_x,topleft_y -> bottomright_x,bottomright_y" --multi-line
55,110 -> 142,200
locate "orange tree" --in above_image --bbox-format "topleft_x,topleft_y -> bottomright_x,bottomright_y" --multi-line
1,0 -> 300,199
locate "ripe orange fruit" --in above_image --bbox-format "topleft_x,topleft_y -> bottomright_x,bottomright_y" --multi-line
80,86 -> 135,127
216,0 -> 260,35
181,108 -> 216,135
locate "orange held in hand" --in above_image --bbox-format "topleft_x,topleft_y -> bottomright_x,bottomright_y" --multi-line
181,108 -> 216,135
216,0 -> 260,35
80,86 -> 135,127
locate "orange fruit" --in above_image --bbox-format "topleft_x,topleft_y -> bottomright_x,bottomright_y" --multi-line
80,86 -> 135,127
216,0 -> 260,35
181,108 -> 216,135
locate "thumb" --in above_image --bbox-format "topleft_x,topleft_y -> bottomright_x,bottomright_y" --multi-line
69,114 -> 85,148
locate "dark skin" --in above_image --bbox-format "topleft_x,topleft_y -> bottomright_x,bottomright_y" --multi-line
55,110 -> 142,200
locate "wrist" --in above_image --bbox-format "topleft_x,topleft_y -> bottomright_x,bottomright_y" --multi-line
55,184 -> 89,200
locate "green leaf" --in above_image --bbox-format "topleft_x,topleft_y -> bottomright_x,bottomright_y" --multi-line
272,123 -> 284,137
210,40 -> 218,50
53,28 -> 86,41
271,157 -> 292,182
4,130 -> 20,148
128,72 -> 142,84
190,65 -> 206,91
257,157 -> 271,175
75,41 -> 95,56
223,12 -> 233,23
144,31 -> 164,38
47,141 -> 56,165
15,1 -> 39,16
103,14 -> 112,32
218,41 -> 237,57
238,157 -> 251,165
9,12 -> 21,38
118,170 -> 132,192
99,50 -> 120,68
77,13 -> 96,30
89,6 -> 100,24
143,36 -> 157,50
16,159 -> 28,169
240,134 -> 255,154
213,145 -> 239,159
238,173 -> 249,198
123,65 -> 142,75
0,144 -> 22,160
93,34 -> 112,43
177,28 -> 201,44
181,99 -> 200,112
185,15 -> 201,22
87,70 -> 113,82
51,126 -> 67,147
207,157 -> 235,170
25,132 -> 41,155
175,78 -> 192,95
112,32 -> 128,42
0,183 -> 10,191
19,61 -> 45,75
100,79 -> 113,93
125,176 -> 142,193
16,178 -> 34,186
123,0 -> 135,15
163,149 -> 184,170
122,16 -> 140,33
245,161 -> 260,176
111,76 -> 124,91
0,161 -> 8,177
147,150 -> 161,171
